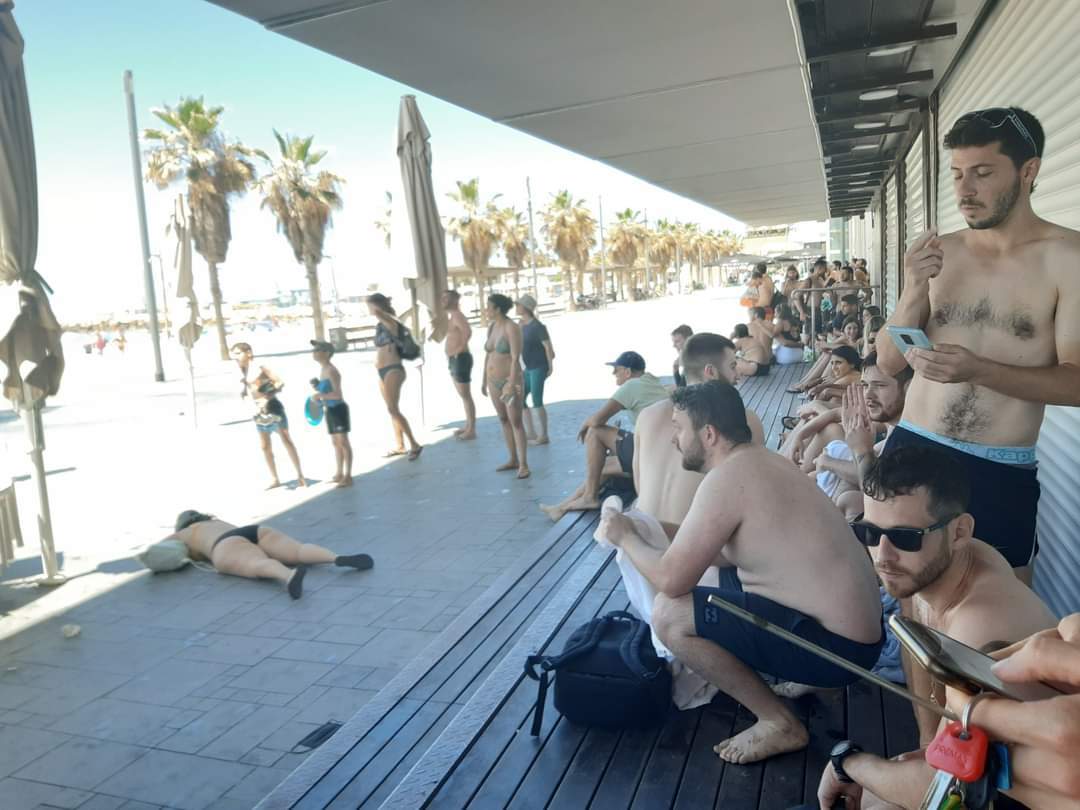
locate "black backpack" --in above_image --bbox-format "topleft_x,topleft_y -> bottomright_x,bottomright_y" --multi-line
524,610 -> 672,735
394,324 -> 421,360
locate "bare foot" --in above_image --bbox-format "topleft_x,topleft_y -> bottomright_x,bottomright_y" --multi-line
517,467 -> 531,480
266,479 -> 281,490
525,433 -> 538,443
529,437 -> 550,446
331,473 -> 343,483
496,460 -> 519,472
561,496 -> 601,512
296,478 -> 308,488
539,503 -> 565,522
335,476 -> 353,488
713,718 -> 809,764
456,430 -> 477,441
771,681 -> 828,700
383,448 -> 407,458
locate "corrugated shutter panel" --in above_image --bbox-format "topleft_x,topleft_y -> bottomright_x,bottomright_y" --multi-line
884,177 -> 899,316
905,132 -> 925,247
870,201 -> 881,289
936,0 -> 1080,616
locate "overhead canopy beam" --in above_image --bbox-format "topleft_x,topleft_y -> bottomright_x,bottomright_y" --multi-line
821,125 -> 909,143
805,23 -> 958,63
812,70 -> 934,98
815,98 -> 923,125
827,165 -> 888,177
825,151 -> 898,167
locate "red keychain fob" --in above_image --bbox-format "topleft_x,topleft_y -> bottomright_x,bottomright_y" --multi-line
926,720 -> 989,782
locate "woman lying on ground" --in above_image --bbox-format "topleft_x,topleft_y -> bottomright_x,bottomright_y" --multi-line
787,317 -> 861,393
732,323 -> 771,379
170,511 -> 374,599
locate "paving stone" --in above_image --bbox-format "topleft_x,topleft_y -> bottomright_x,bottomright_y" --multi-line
0,726 -> 70,778
199,705 -> 299,761
312,624 -> 379,647
222,766 -> 290,801
156,701 -> 258,755
0,778 -> 92,810
95,750 -> 252,810
77,795 -> 128,810
315,663 -> 375,688
369,595 -> 455,631
254,692 -> 293,707
233,659 -> 333,695
256,720 -> 321,753
353,666 -> 399,691
117,802 -> 164,810
0,683 -> 40,710
14,638 -> 182,677
238,747 -> 284,767
164,710 -> 203,730
176,635 -> 287,666
49,698 -> 180,745
293,687 -> 377,725
211,688 -> 238,701
321,594 -> 402,626
14,738 -> 148,790
0,709 -> 33,724
149,601 -> 239,631
109,659 -> 230,708
347,628 -> 437,669
269,639 -> 358,665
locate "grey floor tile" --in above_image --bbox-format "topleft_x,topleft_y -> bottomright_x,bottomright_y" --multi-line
95,750 -> 252,810
177,635 -> 287,666
293,687 -> 377,725
268,639 -> 357,665
199,705 -> 299,761
109,659 -> 230,708
0,726 -> 70,778
156,701 -> 258,755
48,699 -> 181,746
347,629 -> 436,669
231,659 -> 333,695
0,778 -> 92,810
222,766 -> 290,801
14,738 -> 148,790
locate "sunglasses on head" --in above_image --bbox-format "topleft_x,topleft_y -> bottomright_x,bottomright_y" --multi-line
849,513 -> 959,552
957,107 -> 1038,156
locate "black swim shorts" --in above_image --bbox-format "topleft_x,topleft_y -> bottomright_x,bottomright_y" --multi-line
753,360 -> 770,377
325,402 -> 350,435
615,429 -> 635,475
693,568 -> 883,688
448,352 -> 473,384
882,426 -> 1040,567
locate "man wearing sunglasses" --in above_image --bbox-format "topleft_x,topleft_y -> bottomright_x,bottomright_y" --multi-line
877,107 -> 1080,585
814,446 -> 1055,810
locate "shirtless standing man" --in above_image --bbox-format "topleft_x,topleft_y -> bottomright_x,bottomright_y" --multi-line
815,447 -> 1056,810
603,381 -> 882,764
442,290 -> 476,439
878,107 -> 1080,582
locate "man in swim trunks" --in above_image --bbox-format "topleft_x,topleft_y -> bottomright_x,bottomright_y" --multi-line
442,290 -> 476,439
310,340 -> 353,488
230,342 -> 306,490
603,381 -> 882,764
878,107 -> 1080,583
517,294 -> 555,445
540,351 -> 668,521
731,324 -> 770,379
813,447 -> 1055,810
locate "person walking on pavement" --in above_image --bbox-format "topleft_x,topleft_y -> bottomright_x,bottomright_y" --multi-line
367,293 -> 423,461
516,294 -> 555,445
310,340 -> 353,488
442,289 -> 477,440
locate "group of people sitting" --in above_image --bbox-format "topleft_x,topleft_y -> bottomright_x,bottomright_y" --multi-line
570,107 -> 1080,810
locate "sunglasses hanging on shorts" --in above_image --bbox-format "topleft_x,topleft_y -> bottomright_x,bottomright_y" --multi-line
956,107 -> 1039,156
849,514 -> 960,553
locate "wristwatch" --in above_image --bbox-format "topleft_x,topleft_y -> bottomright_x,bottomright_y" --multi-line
830,740 -> 863,784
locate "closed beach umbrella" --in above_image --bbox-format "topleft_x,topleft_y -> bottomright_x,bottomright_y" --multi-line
396,95 -> 448,343
0,5 -> 63,583
170,195 -> 200,426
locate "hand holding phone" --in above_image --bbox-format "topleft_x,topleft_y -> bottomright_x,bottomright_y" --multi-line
886,325 -> 932,354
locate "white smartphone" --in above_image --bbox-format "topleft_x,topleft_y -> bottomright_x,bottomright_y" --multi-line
886,325 -> 932,353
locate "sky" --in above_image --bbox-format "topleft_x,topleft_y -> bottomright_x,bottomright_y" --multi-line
19,0 -> 802,322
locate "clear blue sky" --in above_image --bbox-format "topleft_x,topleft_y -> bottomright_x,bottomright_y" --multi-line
20,0 -> 758,320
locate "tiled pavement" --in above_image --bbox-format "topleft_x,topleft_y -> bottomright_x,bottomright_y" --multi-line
0,399 -> 605,810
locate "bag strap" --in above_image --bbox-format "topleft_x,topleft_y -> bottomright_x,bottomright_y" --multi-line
619,615 -> 664,681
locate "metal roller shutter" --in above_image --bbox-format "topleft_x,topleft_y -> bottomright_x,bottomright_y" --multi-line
870,201 -> 881,290
935,0 -> 1080,615
884,177 -> 899,316
905,132 -> 925,248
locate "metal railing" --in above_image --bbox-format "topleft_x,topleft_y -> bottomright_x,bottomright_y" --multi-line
787,284 -> 882,361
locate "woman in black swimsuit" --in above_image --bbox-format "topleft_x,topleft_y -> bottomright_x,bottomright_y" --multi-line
170,511 -> 374,599
367,293 -> 423,461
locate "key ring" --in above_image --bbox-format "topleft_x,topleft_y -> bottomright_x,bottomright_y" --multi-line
960,692 -> 993,739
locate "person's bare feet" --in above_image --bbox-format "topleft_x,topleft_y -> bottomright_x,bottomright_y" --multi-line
335,476 -> 353,488
561,495 -> 601,512
496,460 -> 519,472
539,503 -> 565,522
517,467 -> 531,480
771,681 -> 830,700
456,430 -> 477,441
713,718 -> 809,764
266,479 -> 281,490
296,478 -> 308,488
331,473 -> 343,483
383,448 -> 407,458
529,437 -> 550,446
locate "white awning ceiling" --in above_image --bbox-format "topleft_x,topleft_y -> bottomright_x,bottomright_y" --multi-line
209,0 -> 827,225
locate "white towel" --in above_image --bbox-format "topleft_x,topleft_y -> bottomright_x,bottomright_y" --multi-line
595,496 -> 720,710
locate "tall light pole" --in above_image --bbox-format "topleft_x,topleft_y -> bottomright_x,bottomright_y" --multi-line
597,196 -> 607,306
525,177 -> 540,298
123,70 -> 165,382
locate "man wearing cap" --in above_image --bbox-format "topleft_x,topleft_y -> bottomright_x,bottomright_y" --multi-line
442,290 -> 477,439
515,294 -> 555,445
310,340 -> 353,487
541,351 -> 668,521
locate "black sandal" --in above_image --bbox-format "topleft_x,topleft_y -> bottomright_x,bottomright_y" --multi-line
781,416 -> 800,431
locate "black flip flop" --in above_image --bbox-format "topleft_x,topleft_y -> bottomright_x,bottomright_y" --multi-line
781,416 -> 800,431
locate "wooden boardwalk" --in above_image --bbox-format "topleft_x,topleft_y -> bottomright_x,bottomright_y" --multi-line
256,362 -> 921,810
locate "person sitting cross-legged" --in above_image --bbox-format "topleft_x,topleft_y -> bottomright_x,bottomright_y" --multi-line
601,381 -> 883,764
540,350 -> 668,521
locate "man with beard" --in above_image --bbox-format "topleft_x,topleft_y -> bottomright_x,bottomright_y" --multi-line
878,107 -> 1080,583
813,446 -> 1055,810
603,381 -> 882,764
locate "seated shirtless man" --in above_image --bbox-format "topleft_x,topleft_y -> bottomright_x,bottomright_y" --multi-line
815,446 -> 1056,810
879,107 -> 1080,583
602,381 -> 882,764
731,324 -> 770,379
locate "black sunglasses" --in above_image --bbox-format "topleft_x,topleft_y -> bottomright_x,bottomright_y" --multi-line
849,513 -> 958,553
957,107 -> 1038,156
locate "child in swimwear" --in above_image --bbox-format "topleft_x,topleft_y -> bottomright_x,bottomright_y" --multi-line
310,340 -> 354,487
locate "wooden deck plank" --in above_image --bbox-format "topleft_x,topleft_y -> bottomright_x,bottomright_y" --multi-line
586,726 -> 660,810
756,698 -> 811,810
801,689 -> 845,805
627,707 -> 700,810
546,726 -> 622,809
671,701 -> 738,810
846,682 -> 887,757
881,689 -> 919,759
715,707 -> 765,807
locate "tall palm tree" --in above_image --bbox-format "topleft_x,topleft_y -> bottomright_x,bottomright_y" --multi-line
446,178 -> 500,314
607,208 -> 646,300
541,190 -> 595,310
494,206 -> 529,299
374,190 -> 392,250
256,131 -> 344,341
648,219 -> 677,295
143,97 -> 256,359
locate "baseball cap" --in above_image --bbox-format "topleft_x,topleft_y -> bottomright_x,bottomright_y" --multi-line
310,339 -> 335,355
606,351 -> 645,371
516,294 -> 537,313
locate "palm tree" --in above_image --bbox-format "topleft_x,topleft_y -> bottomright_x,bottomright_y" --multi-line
446,178 -> 500,314
607,208 -> 646,300
494,207 -> 530,299
541,190 -> 595,310
648,219 -> 677,295
143,97 -> 256,359
374,190 -> 392,250
255,131 -> 344,341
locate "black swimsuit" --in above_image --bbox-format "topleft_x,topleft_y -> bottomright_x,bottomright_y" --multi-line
211,524 -> 261,552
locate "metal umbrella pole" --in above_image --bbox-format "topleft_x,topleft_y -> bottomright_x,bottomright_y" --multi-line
526,177 -> 539,298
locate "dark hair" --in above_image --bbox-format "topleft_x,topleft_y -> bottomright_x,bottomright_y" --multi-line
445,289 -> 460,303
748,306 -> 766,320
230,342 -> 252,356
863,446 -> 970,522
866,315 -> 886,333
813,258 -> 828,269
732,323 -> 750,338
367,293 -> 396,315
841,294 -> 860,306
864,305 -> 881,318
671,381 -> 751,445
488,293 -> 513,315
786,264 -> 798,275
831,344 -> 862,370
862,351 -> 914,386
832,260 -> 842,268
175,510 -> 214,532
944,107 -> 1044,182
842,315 -> 862,333
681,332 -> 736,380
671,324 -> 693,338
755,262 -> 768,273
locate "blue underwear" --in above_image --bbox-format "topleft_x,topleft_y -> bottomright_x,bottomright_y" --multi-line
897,420 -> 1036,466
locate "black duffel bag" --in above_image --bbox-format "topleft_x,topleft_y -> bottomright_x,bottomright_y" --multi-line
524,610 -> 672,735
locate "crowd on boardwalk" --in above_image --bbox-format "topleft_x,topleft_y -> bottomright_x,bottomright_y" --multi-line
153,107 -> 1080,809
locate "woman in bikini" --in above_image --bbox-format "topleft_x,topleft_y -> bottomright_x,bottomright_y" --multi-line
481,294 -> 529,478
367,293 -> 423,461
170,511 -> 374,600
